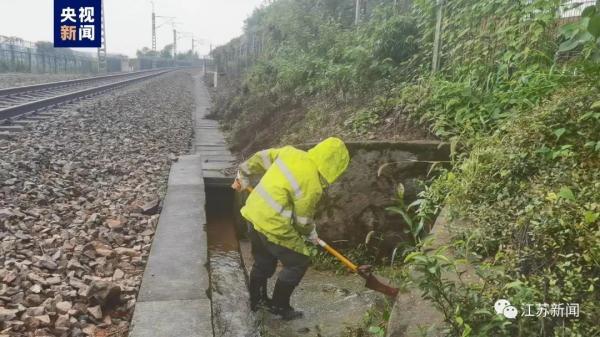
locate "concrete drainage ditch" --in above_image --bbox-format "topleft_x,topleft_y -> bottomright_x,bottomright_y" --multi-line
205,185 -> 259,337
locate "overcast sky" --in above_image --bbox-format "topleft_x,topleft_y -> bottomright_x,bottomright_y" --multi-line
0,0 -> 265,57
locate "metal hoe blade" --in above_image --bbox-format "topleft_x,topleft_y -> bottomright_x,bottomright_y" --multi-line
316,238 -> 400,298
358,265 -> 399,298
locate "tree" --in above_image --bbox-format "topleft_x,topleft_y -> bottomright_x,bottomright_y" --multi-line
160,44 -> 174,59
136,47 -> 159,58
35,41 -> 74,56
176,50 -> 199,60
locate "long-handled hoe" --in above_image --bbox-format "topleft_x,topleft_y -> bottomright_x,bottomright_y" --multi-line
243,186 -> 399,298
316,239 -> 399,298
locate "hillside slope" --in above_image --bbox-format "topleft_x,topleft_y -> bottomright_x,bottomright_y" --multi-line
210,1 -> 600,336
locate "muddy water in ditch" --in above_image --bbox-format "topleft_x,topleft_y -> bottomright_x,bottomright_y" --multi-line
207,186 -> 384,337
206,187 -> 260,337
239,241 -> 382,337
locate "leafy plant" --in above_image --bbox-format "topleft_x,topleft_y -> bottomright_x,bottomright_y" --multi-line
558,5 -> 600,61
386,182 -> 427,245
345,108 -> 381,135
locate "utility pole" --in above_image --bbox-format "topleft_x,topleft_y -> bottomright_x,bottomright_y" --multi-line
178,32 -> 198,54
150,1 -> 156,52
214,64 -> 218,88
173,29 -> 177,59
191,38 -> 206,56
355,0 -> 361,25
97,0 -> 107,72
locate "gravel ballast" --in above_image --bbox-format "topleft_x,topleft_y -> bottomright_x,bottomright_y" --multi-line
0,71 -> 194,336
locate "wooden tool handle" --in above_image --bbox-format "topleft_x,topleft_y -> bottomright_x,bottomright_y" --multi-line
318,239 -> 358,273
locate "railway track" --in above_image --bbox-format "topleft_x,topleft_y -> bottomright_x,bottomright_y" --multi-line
0,69 -> 173,122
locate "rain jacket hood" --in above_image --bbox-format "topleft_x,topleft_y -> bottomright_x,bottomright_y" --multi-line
307,137 -> 350,184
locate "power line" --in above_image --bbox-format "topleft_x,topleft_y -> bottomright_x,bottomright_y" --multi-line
148,1 -> 177,55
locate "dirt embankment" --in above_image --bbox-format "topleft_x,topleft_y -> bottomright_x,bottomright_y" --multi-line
207,77 -> 435,157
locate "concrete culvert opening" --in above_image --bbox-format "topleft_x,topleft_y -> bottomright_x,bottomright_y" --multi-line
205,184 -> 260,337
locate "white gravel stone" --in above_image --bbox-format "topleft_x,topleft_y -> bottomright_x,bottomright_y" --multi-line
55,301 -> 72,314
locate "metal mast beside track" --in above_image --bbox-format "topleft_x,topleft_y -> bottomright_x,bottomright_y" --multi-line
97,0 -> 107,73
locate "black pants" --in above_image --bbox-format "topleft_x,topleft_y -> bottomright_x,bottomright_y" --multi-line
248,225 -> 310,286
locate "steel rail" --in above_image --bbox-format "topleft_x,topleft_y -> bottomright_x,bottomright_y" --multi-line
0,69 -> 173,121
0,69 -> 170,97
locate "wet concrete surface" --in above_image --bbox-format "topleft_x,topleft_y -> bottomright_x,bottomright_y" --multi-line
192,73 -> 236,182
239,240 -> 382,337
191,72 -> 259,336
210,250 -> 260,337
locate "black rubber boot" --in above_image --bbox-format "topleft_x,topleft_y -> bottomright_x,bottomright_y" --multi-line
260,281 -> 271,307
249,276 -> 270,311
269,279 -> 303,320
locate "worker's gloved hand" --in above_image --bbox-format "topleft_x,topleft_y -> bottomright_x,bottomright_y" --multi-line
307,227 -> 320,245
231,179 -> 242,191
231,171 -> 250,192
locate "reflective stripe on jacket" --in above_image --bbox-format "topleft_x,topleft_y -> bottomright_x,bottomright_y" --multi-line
240,146 -> 323,256
240,138 -> 350,256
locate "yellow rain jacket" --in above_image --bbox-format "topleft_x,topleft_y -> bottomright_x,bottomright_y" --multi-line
239,137 -> 350,256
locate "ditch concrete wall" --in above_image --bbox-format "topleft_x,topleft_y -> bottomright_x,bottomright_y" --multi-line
311,141 -> 450,254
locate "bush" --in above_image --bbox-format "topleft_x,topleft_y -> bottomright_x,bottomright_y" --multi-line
415,84 -> 600,336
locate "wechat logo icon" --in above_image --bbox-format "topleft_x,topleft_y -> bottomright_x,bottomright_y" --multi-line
494,299 -> 518,319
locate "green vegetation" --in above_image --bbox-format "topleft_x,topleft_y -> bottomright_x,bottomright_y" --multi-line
406,84 -> 599,337
210,0 -> 431,149
136,45 -> 200,61
212,0 -> 600,336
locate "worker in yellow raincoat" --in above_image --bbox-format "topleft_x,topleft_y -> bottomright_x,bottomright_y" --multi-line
232,137 -> 350,320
